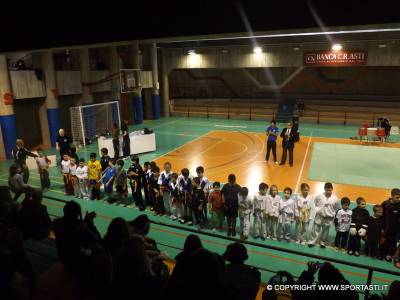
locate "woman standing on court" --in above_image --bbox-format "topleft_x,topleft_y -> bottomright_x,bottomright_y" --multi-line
11,139 -> 37,183
121,120 -> 130,158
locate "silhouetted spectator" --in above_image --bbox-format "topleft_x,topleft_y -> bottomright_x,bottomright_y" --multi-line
171,248 -> 236,300
0,201 -> 34,292
18,189 -> 51,240
223,242 -> 261,300
0,186 -> 19,227
168,234 -> 203,289
129,214 -> 159,249
385,280 -> 400,300
102,217 -> 130,259
0,249 -> 31,300
53,201 -> 101,274
113,235 -> 163,300
295,261 -> 358,300
263,271 -> 294,300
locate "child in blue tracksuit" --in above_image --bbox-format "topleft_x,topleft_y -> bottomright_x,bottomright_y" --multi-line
103,159 -> 116,200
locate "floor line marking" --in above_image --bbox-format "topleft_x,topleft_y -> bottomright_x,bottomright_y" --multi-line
153,130 -> 218,161
151,119 -> 181,130
295,131 -> 313,193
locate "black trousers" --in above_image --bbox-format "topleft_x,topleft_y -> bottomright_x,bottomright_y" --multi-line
365,240 -> 381,257
348,234 -> 361,252
39,169 -> 50,189
122,138 -> 130,157
131,184 -> 143,207
280,146 -> 294,166
266,140 -> 277,162
334,231 -> 349,248
226,216 -> 237,235
112,138 -> 120,159
382,232 -> 399,256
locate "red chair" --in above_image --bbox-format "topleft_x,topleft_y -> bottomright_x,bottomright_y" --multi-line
362,123 -> 369,128
358,127 -> 367,141
376,127 -> 386,143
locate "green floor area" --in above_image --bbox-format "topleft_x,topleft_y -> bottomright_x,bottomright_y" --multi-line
309,142 -> 400,190
2,116 -> 399,287
42,196 -> 398,288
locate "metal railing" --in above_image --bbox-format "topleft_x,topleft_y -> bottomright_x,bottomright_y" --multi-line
172,103 -> 277,121
43,195 -> 400,299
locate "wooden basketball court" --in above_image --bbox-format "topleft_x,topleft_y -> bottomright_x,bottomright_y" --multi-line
154,129 -> 400,203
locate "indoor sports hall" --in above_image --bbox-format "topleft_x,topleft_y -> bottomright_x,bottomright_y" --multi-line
1,4 -> 400,300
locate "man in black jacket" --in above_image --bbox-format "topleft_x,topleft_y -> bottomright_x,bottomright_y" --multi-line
11,139 -> 37,183
279,122 -> 298,167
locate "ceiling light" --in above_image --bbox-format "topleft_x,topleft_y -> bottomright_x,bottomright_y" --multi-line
331,44 -> 342,51
378,44 -> 387,48
187,49 -> 196,55
293,47 -> 300,51
253,46 -> 262,53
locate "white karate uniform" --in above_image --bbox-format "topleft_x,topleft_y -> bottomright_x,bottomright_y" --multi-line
309,192 -> 340,246
238,194 -> 253,238
278,197 -> 296,240
76,166 -> 89,199
295,194 -> 312,243
253,192 -> 267,238
158,170 -> 172,215
266,194 -> 281,239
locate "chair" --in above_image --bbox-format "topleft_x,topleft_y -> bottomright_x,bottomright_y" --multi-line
389,126 -> 399,142
362,123 -> 369,128
376,127 -> 386,143
358,127 -> 367,141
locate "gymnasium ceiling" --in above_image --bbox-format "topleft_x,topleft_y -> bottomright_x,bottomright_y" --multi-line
1,0 -> 400,53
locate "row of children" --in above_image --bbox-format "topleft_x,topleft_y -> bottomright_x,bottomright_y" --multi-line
54,151 -> 400,264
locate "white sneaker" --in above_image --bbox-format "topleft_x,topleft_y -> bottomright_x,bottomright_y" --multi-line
295,240 -> 301,244
301,241 -> 307,245
275,161 -> 279,165
187,221 -> 193,226
272,237 -> 277,241
171,216 -> 177,220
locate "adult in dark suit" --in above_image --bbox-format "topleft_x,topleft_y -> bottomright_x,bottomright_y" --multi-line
279,122 -> 298,167
12,139 -> 37,183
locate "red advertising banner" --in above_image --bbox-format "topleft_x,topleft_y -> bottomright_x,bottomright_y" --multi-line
304,50 -> 367,66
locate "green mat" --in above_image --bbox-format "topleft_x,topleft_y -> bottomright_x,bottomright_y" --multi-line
309,142 -> 400,189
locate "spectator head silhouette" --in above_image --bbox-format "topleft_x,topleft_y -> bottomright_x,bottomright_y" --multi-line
223,242 -> 248,264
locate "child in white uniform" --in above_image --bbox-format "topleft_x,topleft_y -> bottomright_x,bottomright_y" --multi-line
278,187 -> 296,241
295,183 -> 313,244
76,158 -> 89,199
253,183 -> 268,240
238,187 -> 252,240
308,182 -> 340,248
267,185 -> 280,240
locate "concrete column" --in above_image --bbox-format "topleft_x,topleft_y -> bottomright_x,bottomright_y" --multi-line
79,48 -> 95,136
110,46 -> 123,101
132,43 -> 143,124
143,89 -> 152,120
79,48 -> 93,105
161,49 -> 170,117
151,43 -> 160,120
41,50 -> 60,147
0,55 -> 17,159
